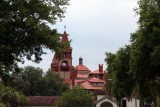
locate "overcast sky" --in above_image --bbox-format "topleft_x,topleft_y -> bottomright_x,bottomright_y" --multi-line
19,0 -> 139,72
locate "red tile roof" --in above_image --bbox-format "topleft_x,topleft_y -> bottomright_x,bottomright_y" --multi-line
80,81 -> 103,90
26,96 -> 59,106
88,77 -> 104,82
75,79 -> 85,82
90,70 -> 105,74
75,80 -> 86,85
75,64 -> 90,71
76,77 -> 105,90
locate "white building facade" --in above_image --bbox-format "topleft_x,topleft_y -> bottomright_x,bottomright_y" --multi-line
95,95 -> 140,107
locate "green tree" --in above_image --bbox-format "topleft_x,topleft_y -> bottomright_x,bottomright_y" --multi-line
105,46 -> 134,106
58,86 -> 94,107
104,73 -> 112,97
0,0 -> 69,79
43,69 -> 69,96
0,84 -> 27,107
9,66 -> 68,96
105,0 -> 160,106
130,0 -> 160,106
0,103 -> 5,107
9,66 -> 44,96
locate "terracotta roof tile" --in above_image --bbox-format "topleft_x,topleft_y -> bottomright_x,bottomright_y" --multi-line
90,70 -> 105,74
76,77 -> 105,90
80,81 -> 103,90
75,64 -> 90,71
88,77 -> 105,82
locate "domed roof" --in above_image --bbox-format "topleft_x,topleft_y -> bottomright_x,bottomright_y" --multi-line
75,64 -> 90,71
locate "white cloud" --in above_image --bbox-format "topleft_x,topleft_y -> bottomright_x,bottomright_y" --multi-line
20,0 -> 139,72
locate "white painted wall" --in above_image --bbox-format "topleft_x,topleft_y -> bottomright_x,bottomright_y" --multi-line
96,96 -> 140,107
96,98 -> 118,107
97,95 -> 106,100
126,98 -> 140,107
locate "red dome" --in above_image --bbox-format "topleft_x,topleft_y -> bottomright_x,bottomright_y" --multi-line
75,64 -> 90,71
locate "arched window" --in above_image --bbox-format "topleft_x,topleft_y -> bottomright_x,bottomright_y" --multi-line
100,101 -> 113,107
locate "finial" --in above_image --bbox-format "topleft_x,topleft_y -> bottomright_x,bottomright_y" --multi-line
64,25 -> 66,31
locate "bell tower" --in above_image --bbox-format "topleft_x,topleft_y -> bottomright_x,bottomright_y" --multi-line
51,31 -> 77,83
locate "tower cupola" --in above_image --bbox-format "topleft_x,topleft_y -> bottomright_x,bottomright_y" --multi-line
79,57 -> 83,65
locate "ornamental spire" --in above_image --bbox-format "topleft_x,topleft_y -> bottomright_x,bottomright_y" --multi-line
64,25 -> 66,32
61,26 -> 69,43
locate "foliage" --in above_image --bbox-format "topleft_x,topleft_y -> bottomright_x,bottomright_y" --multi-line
157,95 -> 160,107
105,46 -> 134,101
104,73 -> 112,97
44,69 -> 69,95
9,66 -> 44,96
105,0 -> 160,106
0,84 -> 27,107
58,86 -> 94,107
8,66 -> 68,96
0,0 -> 69,79
130,0 -> 160,105
0,103 -> 6,107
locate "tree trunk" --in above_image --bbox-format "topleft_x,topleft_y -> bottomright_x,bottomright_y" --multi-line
140,100 -> 144,107
154,94 -> 156,107
119,100 -> 122,107
6,102 -> 10,107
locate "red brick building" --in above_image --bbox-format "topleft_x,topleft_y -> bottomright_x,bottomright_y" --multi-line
51,31 -> 105,91
21,31 -> 140,107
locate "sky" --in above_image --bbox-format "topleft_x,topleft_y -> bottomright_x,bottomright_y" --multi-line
19,0 -> 139,72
